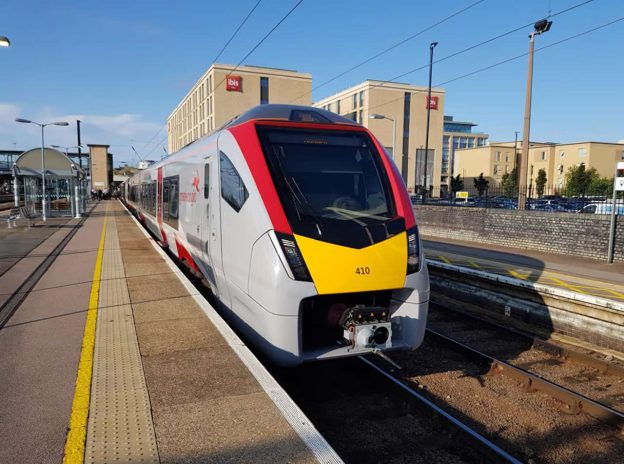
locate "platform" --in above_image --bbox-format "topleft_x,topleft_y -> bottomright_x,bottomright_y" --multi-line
423,237 -> 624,302
0,201 -> 339,464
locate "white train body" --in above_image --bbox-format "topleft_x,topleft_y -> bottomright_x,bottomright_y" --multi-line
123,105 -> 429,366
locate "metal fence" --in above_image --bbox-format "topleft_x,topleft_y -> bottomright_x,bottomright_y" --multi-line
413,185 -> 624,213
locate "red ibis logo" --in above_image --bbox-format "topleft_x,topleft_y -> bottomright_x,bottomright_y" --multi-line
426,96 -> 439,110
192,173 -> 200,192
226,75 -> 242,92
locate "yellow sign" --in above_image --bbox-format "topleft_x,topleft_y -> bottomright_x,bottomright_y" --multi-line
455,191 -> 469,199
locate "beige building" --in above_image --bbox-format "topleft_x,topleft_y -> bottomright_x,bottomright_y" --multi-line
88,144 -> 113,190
442,116 -> 489,187
455,141 -> 624,188
313,80 -> 445,192
167,63 -> 312,153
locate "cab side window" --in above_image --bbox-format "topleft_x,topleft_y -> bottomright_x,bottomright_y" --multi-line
220,151 -> 248,212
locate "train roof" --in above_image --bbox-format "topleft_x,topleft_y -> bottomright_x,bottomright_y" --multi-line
222,104 -> 359,130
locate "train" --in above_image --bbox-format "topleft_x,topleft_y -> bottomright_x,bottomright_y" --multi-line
121,104 -> 429,366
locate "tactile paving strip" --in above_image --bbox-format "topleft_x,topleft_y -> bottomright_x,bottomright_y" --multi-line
85,215 -> 159,464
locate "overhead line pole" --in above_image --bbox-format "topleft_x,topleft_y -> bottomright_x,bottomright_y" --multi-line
422,42 -> 438,204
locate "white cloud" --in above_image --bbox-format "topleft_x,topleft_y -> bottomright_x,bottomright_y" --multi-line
0,102 -> 165,165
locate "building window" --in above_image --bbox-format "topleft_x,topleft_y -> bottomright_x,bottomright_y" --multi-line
358,109 -> 363,124
620,150 -> 624,160
401,92 -> 411,181
348,111 -> 357,122
220,151 -> 248,212
505,165 -> 510,174
495,151 -> 501,162
260,77 -> 269,104
352,93 -> 357,109
578,147 -> 587,157
560,151 -> 565,158
493,165 -> 499,175
336,100 -> 340,114
540,151 -> 547,161
359,90 -> 364,107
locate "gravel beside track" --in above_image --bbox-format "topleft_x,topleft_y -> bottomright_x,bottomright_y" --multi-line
428,305 -> 624,413
388,329 -> 624,463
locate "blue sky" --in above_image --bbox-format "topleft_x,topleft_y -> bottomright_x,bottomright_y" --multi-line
1,0 -> 622,165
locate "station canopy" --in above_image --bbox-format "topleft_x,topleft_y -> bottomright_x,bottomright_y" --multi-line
14,147 -> 84,178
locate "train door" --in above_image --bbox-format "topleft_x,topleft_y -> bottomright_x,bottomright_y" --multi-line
200,155 -> 225,300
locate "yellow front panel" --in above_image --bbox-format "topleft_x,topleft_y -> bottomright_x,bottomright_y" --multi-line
294,232 -> 407,295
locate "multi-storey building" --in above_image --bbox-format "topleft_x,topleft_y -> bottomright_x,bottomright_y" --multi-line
167,63 -> 312,153
455,141 -> 624,188
313,80 -> 445,192
442,116 -> 489,187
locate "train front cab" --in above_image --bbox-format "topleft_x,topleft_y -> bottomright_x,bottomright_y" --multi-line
221,112 -> 429,367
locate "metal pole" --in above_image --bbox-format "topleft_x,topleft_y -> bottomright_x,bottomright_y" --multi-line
607,164 -> 619,263
422,42 -> 437,204
392,118 -> 396,162
518,33 -> 535,211
13,170 -> 19,207
514,131 -> 519,170
40,124 -> 47,221
75,183 -> 81,218
77,120 -> 82,169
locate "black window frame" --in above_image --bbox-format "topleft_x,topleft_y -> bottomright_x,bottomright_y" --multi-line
220,151 -> 249,213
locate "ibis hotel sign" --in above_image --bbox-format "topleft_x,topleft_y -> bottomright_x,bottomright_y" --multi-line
616,162 -> 624,191
226,75 -> 242,92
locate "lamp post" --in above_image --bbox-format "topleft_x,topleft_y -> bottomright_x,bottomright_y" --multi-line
369,114 -> 396,158
0,36 -> 10,47
423,41 -> 438,204
15,118 -> 69,221
518,19 -> 552,210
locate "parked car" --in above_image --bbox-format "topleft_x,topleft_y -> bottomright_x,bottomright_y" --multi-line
580,203 -> 624,215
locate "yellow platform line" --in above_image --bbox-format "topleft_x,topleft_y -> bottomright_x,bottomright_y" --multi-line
606,288 -> 624,299
508,269 -> 530,280
63,205 -> 108,464
438,255 -> 451,264
548,276 -> 587,294
468,260 -> 481,269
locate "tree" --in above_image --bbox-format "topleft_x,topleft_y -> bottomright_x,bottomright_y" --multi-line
535,169 -> 547,197
450,174 -> 464,194
587,176 -> 613,196
565,164 -> 597,197
500,167 -> 518,197
473,173 -> 489,197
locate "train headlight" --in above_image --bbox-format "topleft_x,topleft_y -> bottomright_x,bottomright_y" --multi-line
274,232 -> 312,281
406,226 -> 420,274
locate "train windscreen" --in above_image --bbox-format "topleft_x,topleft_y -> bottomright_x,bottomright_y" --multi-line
258,127 -> 403,247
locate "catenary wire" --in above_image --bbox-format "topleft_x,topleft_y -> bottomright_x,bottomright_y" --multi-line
289,0 -> 487,104
155,1 -> 304,157
365,14 -> 622,114
349,0 -> 595,98
213,0 -> 304,94
139,0 -> 265,158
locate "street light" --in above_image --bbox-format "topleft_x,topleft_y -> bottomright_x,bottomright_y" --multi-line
0,36 -> 10,47
15,118 -> 69,221
369,114 -> 396,159
423,41 -> 438,204
518,19 -> 552,210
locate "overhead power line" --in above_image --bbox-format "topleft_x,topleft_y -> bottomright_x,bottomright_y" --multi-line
363,0 -> 594,95
212,0 -> 263,64
139,0 -> 265,159
290,0 -> 486,103
214,0 -> 305,93
366,14 -> 623,113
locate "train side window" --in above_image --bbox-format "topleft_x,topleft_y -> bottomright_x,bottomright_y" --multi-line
204,163 -> 210,199
220,151 -> 248,212
163,175 -> 179,227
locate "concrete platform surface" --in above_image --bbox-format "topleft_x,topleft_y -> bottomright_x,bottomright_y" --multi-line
423,237 -> 624,302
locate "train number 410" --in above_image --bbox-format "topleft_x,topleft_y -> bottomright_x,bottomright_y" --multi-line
355,266 -> 371,275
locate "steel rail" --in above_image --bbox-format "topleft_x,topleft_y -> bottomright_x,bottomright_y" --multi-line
426,328 -> 624,435
433,303 -> 624,378
359,356 -> 523,464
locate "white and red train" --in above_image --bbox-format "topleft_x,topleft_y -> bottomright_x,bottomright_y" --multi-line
122,104 -> 429,366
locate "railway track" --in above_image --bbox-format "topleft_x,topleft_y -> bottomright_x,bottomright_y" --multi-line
269,354 -> 521,464
428,305 -> 624,415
